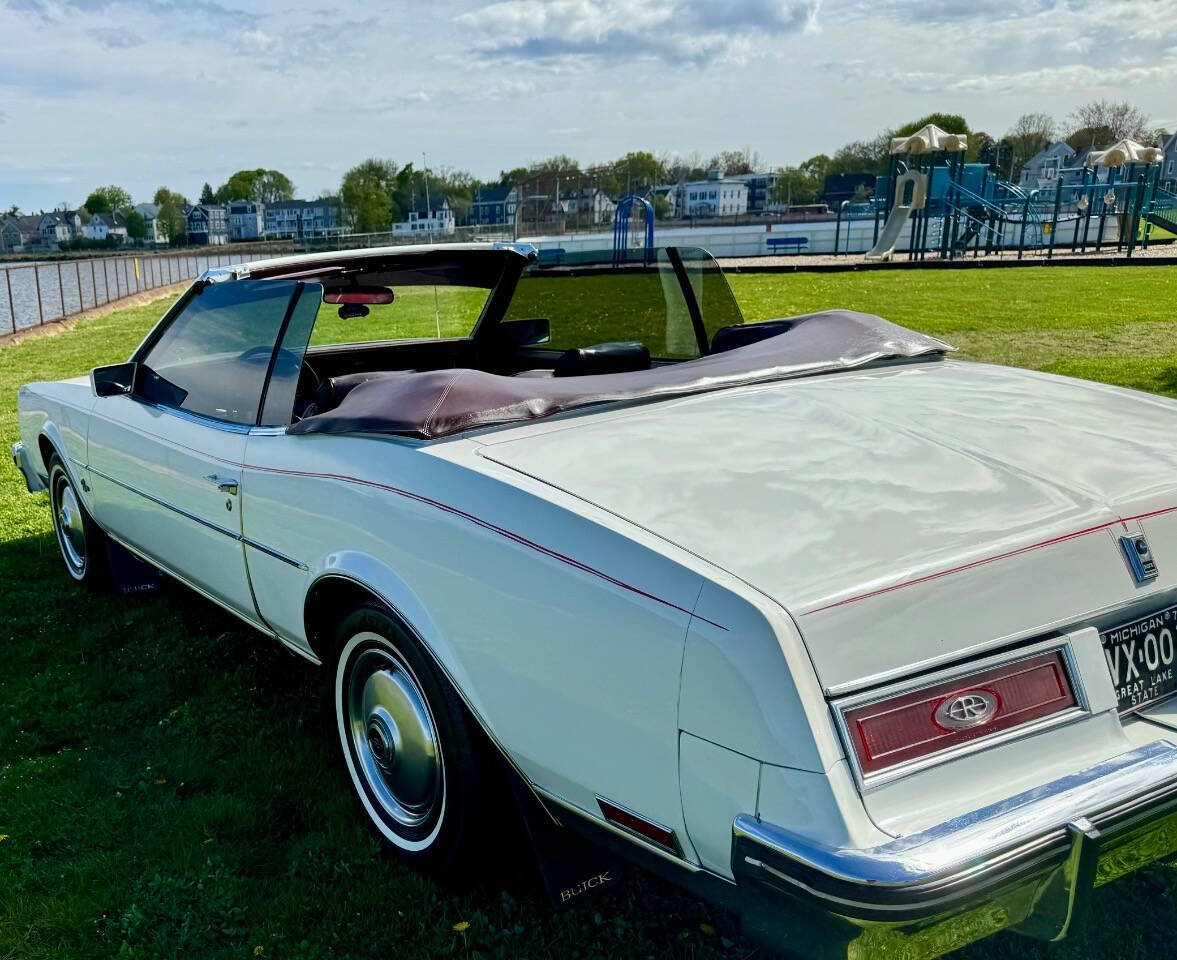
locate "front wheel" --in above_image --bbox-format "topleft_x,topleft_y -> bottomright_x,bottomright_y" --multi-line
48,454 -> 108,589
331,603 -> 489,871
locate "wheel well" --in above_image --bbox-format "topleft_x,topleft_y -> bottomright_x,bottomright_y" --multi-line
303,575 -> 389,663
38,434 -> 57,475
303,573 -> 553,832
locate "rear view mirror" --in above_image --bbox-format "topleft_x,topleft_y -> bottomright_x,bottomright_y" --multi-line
501,317 -> 551,347
323,285 -> 395,305
91,362 -> 138,398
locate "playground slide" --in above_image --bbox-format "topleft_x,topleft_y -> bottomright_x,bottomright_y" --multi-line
864,203 -> 915,261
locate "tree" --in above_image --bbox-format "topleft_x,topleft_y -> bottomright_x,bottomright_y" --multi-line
214,168 -> 296,204
84,185 -> 132,215
152,187 -> 189,245
124,209 -> 146,242
1066,99 -> 1150,152
772,154 -> 830,206
1005,112 -> 1056,180
707,148 -> 762,176
340,158 -> 398,233
199,182 -> 215,204
827,134 -> 891,175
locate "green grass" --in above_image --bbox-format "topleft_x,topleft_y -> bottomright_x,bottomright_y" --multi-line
4,266 -> 1177,960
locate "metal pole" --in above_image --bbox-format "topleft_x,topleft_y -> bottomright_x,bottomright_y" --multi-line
75,260 -> 82,311
1017,194 -> 1031,260
5,267 -> 15,333
1096,167 -> 1116,251
57,261 -> 66,318
1047,178 -> 1063,260
1118,163 -> 1135,254
33,265 -> 44,325
834,201 -> 844,256
103,259 -> 110,303
90,259 -> 97,307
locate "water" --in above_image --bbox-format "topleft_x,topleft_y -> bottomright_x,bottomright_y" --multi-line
0,250 -> 255,333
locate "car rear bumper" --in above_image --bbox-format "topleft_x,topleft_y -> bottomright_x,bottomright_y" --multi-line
732,740 -> 1177,956
11,441 -> 44,493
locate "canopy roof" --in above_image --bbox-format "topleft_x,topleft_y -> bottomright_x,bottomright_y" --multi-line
890,124 -> 967,155
1085,140 -> 1164,168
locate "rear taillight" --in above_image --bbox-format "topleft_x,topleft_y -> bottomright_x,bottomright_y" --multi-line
839,650 -> 1078,779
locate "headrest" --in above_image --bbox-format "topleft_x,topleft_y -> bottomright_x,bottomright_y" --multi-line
554,341 -> 650,377
709,319 -> 795,354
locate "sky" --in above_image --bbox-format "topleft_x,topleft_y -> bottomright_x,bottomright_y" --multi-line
1,0 -> 1175,211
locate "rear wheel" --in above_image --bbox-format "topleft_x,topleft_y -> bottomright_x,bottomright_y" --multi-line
48,454 -> 108,589
331,603 -> 489,871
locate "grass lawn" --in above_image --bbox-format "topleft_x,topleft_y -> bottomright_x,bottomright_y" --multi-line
4,265 -> 1177,960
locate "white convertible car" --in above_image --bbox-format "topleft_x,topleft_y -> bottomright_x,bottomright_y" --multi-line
14,243 -> 1177,957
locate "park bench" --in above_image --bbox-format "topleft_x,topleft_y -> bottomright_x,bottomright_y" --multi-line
767,236 -> 808,254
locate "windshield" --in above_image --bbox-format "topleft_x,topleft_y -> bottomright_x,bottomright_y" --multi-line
500,246 -> 745,360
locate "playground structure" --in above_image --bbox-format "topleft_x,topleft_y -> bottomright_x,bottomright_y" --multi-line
838,125 -> 1177,260
612,195 -> 655,266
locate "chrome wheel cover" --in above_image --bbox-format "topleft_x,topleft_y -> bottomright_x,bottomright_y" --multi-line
342,633 -> 442,833
52,469 -> 86,579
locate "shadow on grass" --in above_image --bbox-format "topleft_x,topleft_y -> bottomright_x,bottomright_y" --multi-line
6,526 -> 1177,960
0,528 -> 763,960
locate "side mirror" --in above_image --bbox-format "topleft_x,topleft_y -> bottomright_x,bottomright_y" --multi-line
91,362 -> 138,398
501,316 -> 551,347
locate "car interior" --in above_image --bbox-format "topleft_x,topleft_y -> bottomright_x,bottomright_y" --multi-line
272,248 -> 780,424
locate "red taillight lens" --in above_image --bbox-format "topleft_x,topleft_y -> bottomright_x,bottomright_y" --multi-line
840,650 -> 1077,778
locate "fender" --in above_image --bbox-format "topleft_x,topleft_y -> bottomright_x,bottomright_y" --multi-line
303,552 -> 560,825
37,420 -> 92,510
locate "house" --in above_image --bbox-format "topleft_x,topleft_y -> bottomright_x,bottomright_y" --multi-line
12,214 -> 42,249
682,171 -> 748,217
227,199 -> 265,241
38,212 -> 73,249
467,185 -> 518,227
85,210 -> 129,242
1018,142 -> 1076,189
822,173 -> 876,207
0,215 -> 25,252
263,199 -> 340,240
186,204 -> 228,245
731,172 -> 781,213
563,186 -> 616,225
392,196 -> 455,237
132,203 -> 167,245
1161,132 -> 1177,192
647,184 -> 680,218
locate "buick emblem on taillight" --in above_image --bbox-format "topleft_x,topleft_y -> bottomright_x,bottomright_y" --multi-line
934,690 -> 999,730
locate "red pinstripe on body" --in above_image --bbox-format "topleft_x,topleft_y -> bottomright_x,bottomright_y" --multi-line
805,505 -> 1177,616
243,462 -> 728,631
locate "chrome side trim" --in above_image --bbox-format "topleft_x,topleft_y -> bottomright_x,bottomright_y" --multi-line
831,637 -> 1089,791
87,464 -> 306,570
733,739 -> 1177,917
148,402 -> 254,434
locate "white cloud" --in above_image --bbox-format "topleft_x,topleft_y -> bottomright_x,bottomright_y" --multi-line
0,0 -> 1173,211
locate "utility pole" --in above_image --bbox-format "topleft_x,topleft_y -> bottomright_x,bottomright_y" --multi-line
422,152 -> 433,244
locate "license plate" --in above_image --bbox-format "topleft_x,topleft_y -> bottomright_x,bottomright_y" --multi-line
1101,605 -> 1177,712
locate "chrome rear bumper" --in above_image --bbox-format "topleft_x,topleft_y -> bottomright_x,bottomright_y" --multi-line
733,740 -> 1177,948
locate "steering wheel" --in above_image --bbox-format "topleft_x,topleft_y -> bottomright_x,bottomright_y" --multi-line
292,358 -> 321,421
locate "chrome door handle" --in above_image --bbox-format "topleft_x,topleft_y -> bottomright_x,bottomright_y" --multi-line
204,474 -> 238,495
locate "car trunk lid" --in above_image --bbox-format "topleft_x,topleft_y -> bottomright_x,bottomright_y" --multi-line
479,359 -> 1177,691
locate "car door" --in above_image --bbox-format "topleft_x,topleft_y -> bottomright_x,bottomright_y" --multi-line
87,278 -> 310,623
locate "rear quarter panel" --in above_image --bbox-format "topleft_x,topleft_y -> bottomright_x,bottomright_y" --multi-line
240,430 -> 748,856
